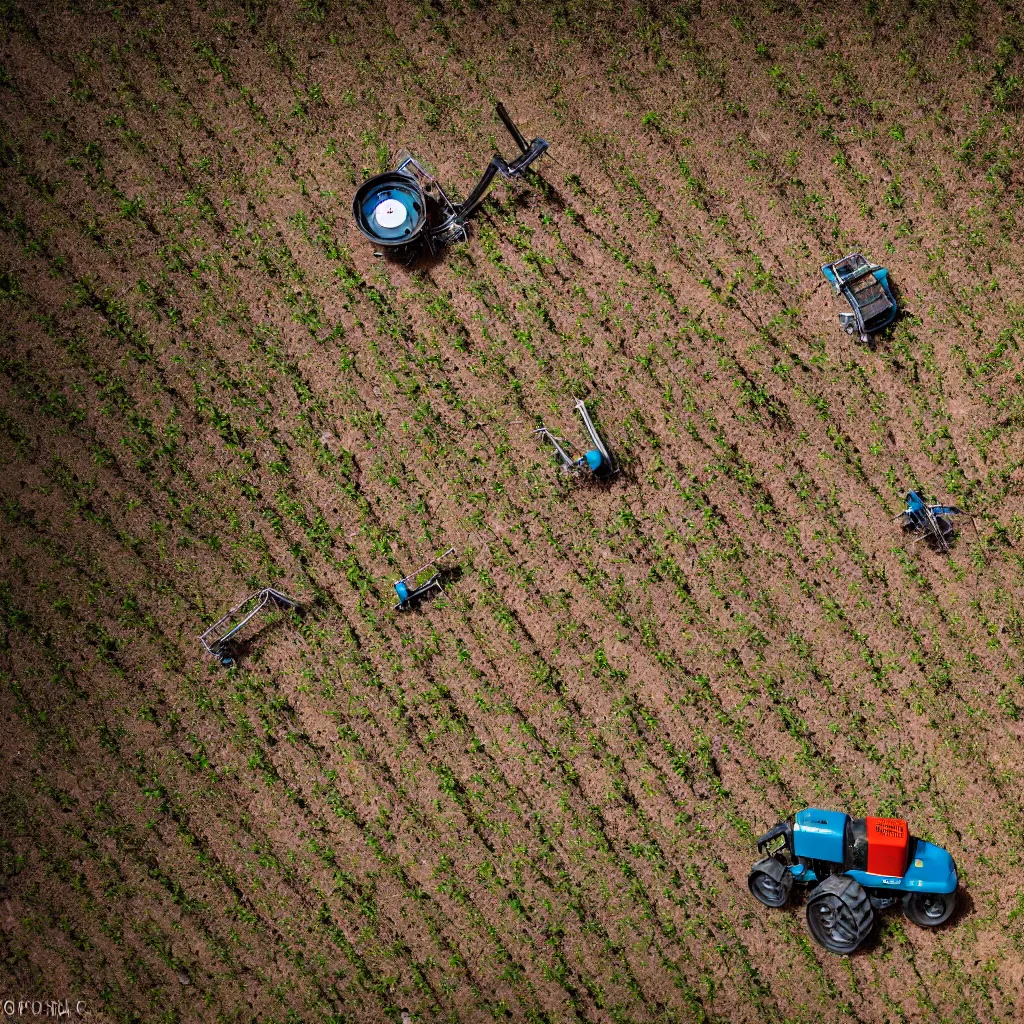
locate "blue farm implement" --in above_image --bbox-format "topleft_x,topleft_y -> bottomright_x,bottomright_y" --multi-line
352,103 -> 547,260
394,547 -> 457,611
821,253 -> 898,343
749,808 -> 958,954
895,490 -> 978,554
199,588 -> 297,668
535,399 -> 617,479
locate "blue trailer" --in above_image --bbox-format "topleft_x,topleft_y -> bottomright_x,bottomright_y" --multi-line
822,253 -> 898,343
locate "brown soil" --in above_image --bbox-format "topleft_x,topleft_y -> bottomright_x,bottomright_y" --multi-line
2,2 -> 1024,1022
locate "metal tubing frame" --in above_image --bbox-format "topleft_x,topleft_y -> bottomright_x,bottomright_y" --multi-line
535,400 -> 616,477
438,104 -> 548,240
921,506 -> 952,553
824,255 -> 875,289
199,588 -> 297,657
496,102 -> 528,152
822,253 -> 896,342
392,153 -> 467,252
894,506 -> 951,553
574,399 -> 612,467
534,426 -> 583,473
394,547 -> 456,609
451,138 -> 549,229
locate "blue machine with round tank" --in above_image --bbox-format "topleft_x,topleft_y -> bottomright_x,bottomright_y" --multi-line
893,490 -> 977,554
352,104 -> 548,260
393,548 -> 456,612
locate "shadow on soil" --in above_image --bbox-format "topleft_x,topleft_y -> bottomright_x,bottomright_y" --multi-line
207,612 -> 301,672
436,564 -> 465,592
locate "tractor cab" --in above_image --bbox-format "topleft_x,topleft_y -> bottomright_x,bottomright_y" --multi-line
789,808 -> 911,878
903,490 -> 929,528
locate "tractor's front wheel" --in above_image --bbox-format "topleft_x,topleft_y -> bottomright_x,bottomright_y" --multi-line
806,875 -> 875,954
747,857 -> 793,908
902,890 -> 956,928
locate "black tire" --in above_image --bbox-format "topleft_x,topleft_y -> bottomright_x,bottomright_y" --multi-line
748,857 -> 793,908
902,890 -> 956,928
806,875 -> 875,954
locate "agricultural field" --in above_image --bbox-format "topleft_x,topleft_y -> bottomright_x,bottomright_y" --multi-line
2,0 -> 1024,1021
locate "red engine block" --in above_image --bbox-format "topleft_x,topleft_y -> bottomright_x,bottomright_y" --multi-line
866,817 -> 910,876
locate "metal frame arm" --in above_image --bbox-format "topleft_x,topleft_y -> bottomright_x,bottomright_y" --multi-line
496,102 -> 528,151
534,426 -> 580,470
455,160 -> 504,227
397,547 -> 456,589
756,819 -> 793,855
452,105 -> 548,227
199,588 -> 296,656
575,400 -> 611,465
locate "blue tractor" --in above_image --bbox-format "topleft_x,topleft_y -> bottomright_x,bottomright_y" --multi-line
749,809 -> 958,954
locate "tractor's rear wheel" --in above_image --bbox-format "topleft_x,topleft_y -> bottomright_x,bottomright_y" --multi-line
747,857 -> 793,908
806,875 -> 874,954
902,890 -> 956,928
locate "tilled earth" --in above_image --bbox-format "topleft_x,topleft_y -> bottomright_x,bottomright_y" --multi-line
1,2 -> 1024,1022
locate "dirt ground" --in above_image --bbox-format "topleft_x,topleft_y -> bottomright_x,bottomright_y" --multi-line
2,1 -> 1024,1021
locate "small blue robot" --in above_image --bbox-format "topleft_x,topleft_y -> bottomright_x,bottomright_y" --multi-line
894,490 -> 976,554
